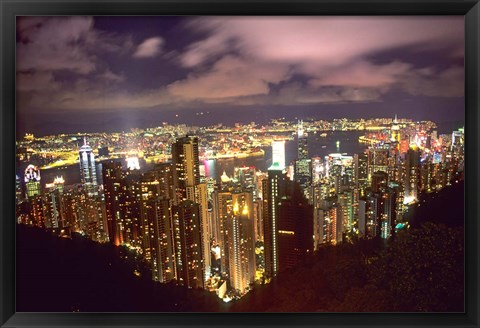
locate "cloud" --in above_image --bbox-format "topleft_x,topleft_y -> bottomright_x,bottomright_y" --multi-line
16,17 -> 133,75
16,16 -> 464,117
16,72 -> 61,91
400,66 -> 464,97
173,17 -> 464,104
17,17 -> 97,74
181,17 -> 463,68
133,37 -> 164,58
98,70 -> 126,83
310,61 -> 412,89
167,56 -> 290,100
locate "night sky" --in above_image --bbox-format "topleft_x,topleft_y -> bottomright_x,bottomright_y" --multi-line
16,16 -> 464,137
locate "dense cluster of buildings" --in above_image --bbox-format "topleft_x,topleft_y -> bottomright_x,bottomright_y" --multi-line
15,116 -> 464,302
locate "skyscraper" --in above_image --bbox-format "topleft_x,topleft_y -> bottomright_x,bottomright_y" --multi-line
297,121 -> 308,160
404,146 -> 421,204
79,137 -> 98,196
264,140 -> 287,279
172,201 -> 204,289
212,188 -> 233,276
277,183 -> 313,271
227,192 -> 255,294
24,164 -> 41,199
141,196 -> 175,283
140,164 -> 177,281
171,136 -> 200,204
295,122 -> 312,199
102,161 -> 123,244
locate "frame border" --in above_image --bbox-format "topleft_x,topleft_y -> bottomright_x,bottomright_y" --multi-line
1,1 -> 479,327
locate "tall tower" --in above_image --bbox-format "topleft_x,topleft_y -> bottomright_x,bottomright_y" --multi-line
102,161 -> 123,244
172,201 -> 204,289
24,164 -> 41,199
277,182 -> 313,271
79,137 -> 98,196
171,136 -> 209,286
295,121 -> 312,199
404,146 -> 421,204
171,136 -> 200,204
391,114 -> 401,144
264,141 -> 287,280
227,192 -> 255,295
297,120 -> 308,160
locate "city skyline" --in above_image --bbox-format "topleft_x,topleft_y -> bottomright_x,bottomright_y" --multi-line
16,115 -> 465,308
15,16 -> 465,312
16,16 -> 464,137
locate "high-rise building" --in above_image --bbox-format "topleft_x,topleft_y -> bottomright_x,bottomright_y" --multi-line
316,201 -> 340,245
102,161 -> 123,244
253,198 -> 264,242
212,189 -> 233,275
404,146 -> 421,204
371,171 -> 388,193
171,136 -> 208,286
277,183 -> 313,271
391,114 -> 401,147
297,121 -> 308,160
271,140 -> 286,169
367,148 -> 389,180
172,201 -> 204,289
337,190 -> 354,233
79,137 -> 98,196
44,178 -> 65,228
196,183 -> 211,283
29,194 -> 45,228
24,164 -> 41,199
139,164 -> 177,282
171,136 -> 200,204
354,153 -> 369,195
141,196 -> 175,283
122,169 -> 142,247
361,187 -> 397,239
226,194 -> 255,294
264,141 -> 287,279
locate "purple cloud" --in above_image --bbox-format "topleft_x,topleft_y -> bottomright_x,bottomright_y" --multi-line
133,37 -> 164,58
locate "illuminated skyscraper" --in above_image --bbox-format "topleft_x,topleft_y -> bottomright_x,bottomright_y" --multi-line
102,161 -> 123,244
297,121 -> 308,160
171,136 -> 200,204
295,121 -> 312,199
337,190 -> 354,232
44,177 -> 65,228
138,164 -> 176,281
264,141 -> 287,279
404,146 -> 421,204
79,137 -> 98,196
212,189 -> 233,275
196,182 -> 211,283
141,196 -> 175,283
24,164 -> 41,199
353,153 -> 368,191
391,114 -> 401,146
227,192 -> 255,294
172,201 -> 204,289
271,140 -> 286,169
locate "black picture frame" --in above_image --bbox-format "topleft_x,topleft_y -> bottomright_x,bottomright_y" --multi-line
1,1 -> 479,327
